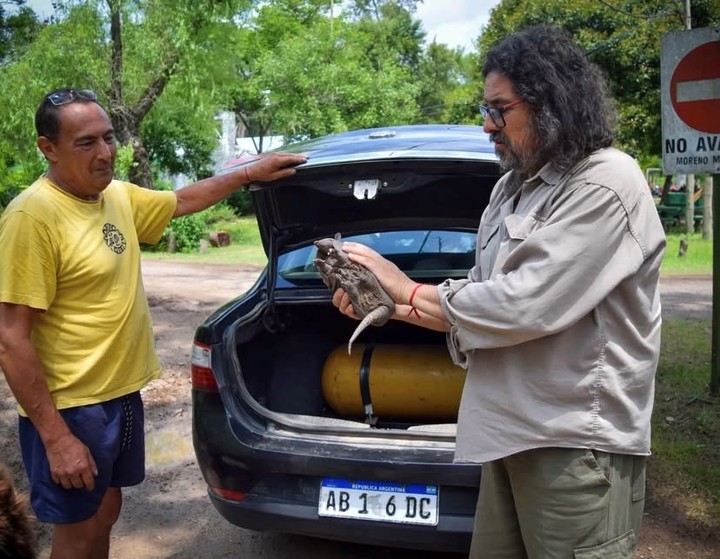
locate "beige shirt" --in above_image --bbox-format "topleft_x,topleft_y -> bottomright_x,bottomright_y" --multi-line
438,148 -> 666,464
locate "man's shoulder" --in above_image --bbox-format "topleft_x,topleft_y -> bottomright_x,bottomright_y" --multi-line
103,180 -> 177,226
574,147 -> 648,206
578,148 -> 645,189
587,147 -> 637,168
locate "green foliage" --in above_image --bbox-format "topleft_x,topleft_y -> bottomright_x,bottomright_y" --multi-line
161,212 -> 207,253
0,3 -> 108,189
202,201 -> 239,225
142,100 -> 219,179
146,203 -> 240,255
651,318 -> 719,531
439,84 -> 483,125
152,177 -> 175,192
0,0 -> 255,188
256,18 -> 420,139
0,160 -> 42,210
228,0 -> 423,142
352,1 -> 425,71
415,43 -> 478,123
0,1 -> 43,63
114,144 -> 135,182
2,0 -> 717,198
346,0 -> 422,19
226,189 -> 254,216
216,215 -> 260,241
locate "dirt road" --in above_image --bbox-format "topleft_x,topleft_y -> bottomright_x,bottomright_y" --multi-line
1,260 -> 714,558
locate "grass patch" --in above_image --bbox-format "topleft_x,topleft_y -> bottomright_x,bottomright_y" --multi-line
661,232 -> 713,275
649,318 -> 719,536
141,216 -> 267,266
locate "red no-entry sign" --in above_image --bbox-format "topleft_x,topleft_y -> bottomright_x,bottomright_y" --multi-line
670,40 -> 720,134
661,27 -> 720,174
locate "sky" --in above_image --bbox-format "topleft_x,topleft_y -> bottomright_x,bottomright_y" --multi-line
21,0 -> 501,52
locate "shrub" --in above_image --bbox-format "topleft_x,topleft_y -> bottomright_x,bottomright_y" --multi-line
146,202 -> 239,254
226,189 -> 254,216
203,201 -> 238,226
166,213 -> 207,253
115,144 -> 135,182
0,160 -> 44,211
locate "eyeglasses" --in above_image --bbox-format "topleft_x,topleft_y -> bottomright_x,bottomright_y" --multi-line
478,99 -> 524,128
47,89 -> 97,106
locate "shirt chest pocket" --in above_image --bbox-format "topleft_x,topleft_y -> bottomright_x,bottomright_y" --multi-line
489,213 -> 544,277
504,212 -> 543,241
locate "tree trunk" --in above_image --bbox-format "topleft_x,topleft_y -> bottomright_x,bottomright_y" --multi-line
703,175 -> 713,240
128,131 -> 154,189
106,0 -> 180,189
685,174 -> 695,234
660,174 -> 673,205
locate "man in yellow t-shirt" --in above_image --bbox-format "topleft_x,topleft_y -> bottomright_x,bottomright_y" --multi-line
0,88 -> 306,559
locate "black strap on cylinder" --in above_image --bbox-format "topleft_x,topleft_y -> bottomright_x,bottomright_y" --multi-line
359,345 -> 377,425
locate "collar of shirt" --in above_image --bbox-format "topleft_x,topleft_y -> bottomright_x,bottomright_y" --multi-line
525,161 -> 565,187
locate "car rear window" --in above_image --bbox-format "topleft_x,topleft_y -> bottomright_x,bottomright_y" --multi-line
277,230 -> 476,287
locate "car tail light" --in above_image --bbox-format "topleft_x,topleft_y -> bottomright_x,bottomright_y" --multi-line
191,341 -> 218,391
210,487 -> 248,501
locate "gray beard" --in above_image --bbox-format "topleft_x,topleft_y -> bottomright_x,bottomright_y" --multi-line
493,133 -> 541,175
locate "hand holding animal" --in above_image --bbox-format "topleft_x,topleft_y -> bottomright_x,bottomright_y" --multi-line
314,234 -> 395,354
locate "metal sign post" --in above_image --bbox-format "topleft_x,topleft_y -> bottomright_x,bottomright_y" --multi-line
714,173 -> 720,394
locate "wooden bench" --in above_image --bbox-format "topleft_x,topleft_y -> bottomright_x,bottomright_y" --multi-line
656,190 -> 704,229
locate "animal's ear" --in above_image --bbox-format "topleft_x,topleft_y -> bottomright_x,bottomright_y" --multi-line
334,232 -> 342,241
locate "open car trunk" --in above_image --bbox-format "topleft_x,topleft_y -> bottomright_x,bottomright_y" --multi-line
232,294 -> 464,433
215,125 -> 500,439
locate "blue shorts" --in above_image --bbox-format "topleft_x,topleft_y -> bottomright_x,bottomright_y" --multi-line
18,391 -> 145,524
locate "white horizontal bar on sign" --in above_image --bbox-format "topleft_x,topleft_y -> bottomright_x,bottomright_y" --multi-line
676,78 -> 720,102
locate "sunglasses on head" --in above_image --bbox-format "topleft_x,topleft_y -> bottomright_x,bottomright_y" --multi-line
47,89 -> 98,106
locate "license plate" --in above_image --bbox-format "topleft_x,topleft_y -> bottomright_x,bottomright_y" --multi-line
318,478 -> 439,526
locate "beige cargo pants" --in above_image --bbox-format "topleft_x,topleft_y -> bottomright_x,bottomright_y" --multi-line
469,447 -> 646,558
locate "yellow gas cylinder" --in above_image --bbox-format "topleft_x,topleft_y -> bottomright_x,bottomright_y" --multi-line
321,344 -> 466,421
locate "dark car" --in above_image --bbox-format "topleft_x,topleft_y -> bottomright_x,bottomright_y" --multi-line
191,124 -> 501,553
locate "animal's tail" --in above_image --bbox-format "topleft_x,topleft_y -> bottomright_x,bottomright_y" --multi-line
0,465 -> 36,559
348,307 -> 387,354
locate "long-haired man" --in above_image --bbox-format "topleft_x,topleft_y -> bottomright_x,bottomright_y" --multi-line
332,25 -> 666,558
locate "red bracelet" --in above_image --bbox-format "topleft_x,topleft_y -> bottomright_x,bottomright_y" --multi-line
408,283 -> 423,306
406,283 -> 423,319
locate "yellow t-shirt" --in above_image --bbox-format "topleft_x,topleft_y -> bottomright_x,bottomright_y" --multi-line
0,177 -> 177,412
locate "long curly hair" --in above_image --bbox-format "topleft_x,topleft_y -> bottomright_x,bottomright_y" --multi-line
0,465 -> 36,559
483,25 -> 617,172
